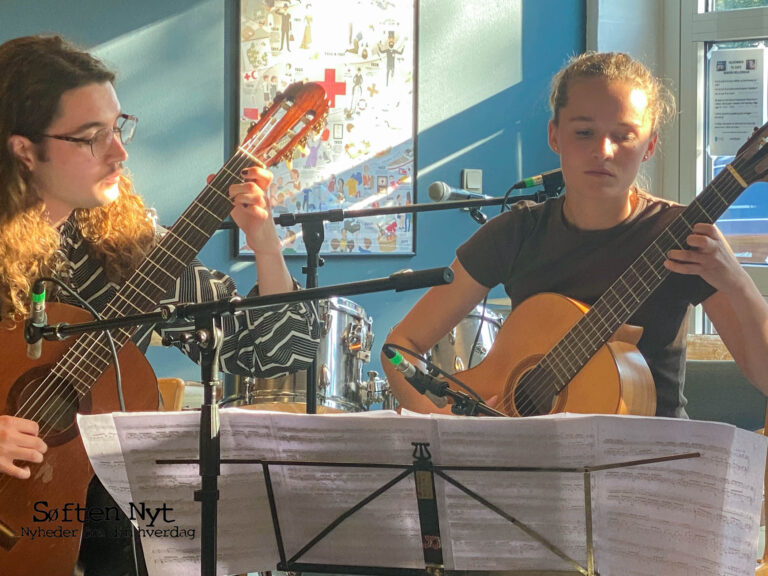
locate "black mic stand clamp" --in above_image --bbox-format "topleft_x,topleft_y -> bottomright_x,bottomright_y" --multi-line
24,321 -> 44,350
468,207 -> 487,225
444,388 -> 506,417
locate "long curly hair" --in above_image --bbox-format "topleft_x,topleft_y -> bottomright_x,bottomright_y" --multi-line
0,35 -> 155,324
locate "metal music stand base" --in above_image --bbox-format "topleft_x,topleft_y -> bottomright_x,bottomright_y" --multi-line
208,444 -> 700,576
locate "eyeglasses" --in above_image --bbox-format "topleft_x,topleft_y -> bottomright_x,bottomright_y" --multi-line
37,113 -> 138,158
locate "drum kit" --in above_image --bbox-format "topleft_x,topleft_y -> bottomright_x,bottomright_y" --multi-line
180,298 -> 506,414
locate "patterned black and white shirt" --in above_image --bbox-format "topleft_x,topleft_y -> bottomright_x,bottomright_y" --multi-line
53,217 -> 320,378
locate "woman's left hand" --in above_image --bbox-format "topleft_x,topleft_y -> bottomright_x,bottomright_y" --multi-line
664,223 -> 750,295
221,165 -> 281,256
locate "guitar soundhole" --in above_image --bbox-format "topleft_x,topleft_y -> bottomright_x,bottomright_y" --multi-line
513,366 -> 559,417
7,364 -> 90,445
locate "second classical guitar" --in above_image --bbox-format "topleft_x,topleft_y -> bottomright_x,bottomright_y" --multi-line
456,122 -> 768,418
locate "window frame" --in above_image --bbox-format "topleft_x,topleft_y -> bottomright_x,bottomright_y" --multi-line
678,0 -> 768,291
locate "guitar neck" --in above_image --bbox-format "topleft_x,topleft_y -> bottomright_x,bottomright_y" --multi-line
543,162 -> 749,385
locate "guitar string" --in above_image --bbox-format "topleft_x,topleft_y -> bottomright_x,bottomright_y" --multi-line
0,98 -> 320,489
515,162 -> 747,416
0,168 -> 251,493
512,205 -> 706,417
24,148 -> 262,428
507,155 -> 751,417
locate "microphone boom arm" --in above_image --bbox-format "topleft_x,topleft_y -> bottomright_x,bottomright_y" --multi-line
273,189 -> 559,228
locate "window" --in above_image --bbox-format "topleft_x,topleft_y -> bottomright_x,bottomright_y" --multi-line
705,39 -> 768,265
679,0 -> 768,303
707,0 -> 768,12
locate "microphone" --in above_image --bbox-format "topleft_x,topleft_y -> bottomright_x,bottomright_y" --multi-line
382,345 -> 448,408
510,168 -> 564,191
25,279 -> 47,359
428,181 -> 491,202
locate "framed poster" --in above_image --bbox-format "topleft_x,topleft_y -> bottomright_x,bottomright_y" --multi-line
236,0 -> 416,257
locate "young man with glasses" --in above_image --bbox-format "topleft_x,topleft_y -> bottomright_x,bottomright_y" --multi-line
0,35 -> 319,575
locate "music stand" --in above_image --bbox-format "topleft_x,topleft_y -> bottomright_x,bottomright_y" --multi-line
162,442 -> 699,576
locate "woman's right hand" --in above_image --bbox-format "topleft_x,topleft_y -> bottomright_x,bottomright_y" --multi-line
0,415 -> 47,479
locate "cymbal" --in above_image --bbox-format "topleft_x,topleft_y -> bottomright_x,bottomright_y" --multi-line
486,297 -> 512,307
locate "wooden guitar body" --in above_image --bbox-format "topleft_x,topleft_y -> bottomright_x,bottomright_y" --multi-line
0,303 -> 158,576
456,293 -> 656,417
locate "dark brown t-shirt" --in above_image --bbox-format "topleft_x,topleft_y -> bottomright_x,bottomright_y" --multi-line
457,190 -> 716,417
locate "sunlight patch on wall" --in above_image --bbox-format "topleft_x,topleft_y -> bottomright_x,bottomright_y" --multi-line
419,0 -> 523,132
419,130 -> 504,177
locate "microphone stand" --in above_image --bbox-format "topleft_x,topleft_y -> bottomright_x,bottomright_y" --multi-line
299,218 -> 323,414
273,189 -> 560,229
35,267 -> 453,576
274,189 -> 561,415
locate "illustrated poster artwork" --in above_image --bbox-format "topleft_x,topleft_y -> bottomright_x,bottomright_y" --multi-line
238,0 -> 416,256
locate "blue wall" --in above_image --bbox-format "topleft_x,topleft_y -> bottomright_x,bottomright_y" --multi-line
1,0 -> 584,384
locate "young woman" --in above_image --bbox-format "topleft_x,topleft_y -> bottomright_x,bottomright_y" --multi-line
382,51 -> 768,418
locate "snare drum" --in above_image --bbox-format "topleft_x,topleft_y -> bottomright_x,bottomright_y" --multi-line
228,297 -> 374,412
428,304 -> 503,374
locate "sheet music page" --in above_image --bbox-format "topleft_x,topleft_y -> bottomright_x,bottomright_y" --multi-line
112,409 -> 282,576
242,408 -> 431,569
431,413 -> 599,573
429,413 -> 766,575
80,409 -> 433,575
79,411 -> 766,576
76,413 -> 135,519
590,415 -> 766,576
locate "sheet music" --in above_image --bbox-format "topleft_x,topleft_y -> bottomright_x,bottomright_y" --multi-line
432,413 -> 599,572
590,415 -> 765,576
78,411 -> 767,576
77,412 -> 134,518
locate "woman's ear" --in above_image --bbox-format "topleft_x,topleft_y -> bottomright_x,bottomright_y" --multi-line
642,132 -> 658,162
548,120 -> 560,154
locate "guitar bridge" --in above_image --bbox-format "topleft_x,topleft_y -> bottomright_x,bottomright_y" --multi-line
0,517 -> 19,550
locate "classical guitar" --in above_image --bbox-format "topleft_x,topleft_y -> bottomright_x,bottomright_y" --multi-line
455,122 -> 768,418
0,82 -> 328,575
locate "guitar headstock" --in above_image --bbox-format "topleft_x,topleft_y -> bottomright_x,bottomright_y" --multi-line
239,82 -> 329,168
734,120 -> 768,185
